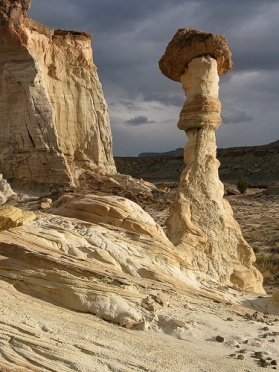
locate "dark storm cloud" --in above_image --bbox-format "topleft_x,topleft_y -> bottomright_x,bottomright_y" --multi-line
29,0 -> 182,33
143,91 -> 184,107
193,0 -> 279,72
125,116 -> 155,127
222,108 -> 253,125
28,0 -> 279,156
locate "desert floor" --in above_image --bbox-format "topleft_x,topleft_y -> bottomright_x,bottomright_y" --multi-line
1,182 -> 278,372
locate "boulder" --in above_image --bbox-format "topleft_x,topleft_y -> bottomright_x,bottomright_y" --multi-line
50,194 -> 171,245
0,205 -> 36,231
0,175 -> 15,202
159,28 -> 233,82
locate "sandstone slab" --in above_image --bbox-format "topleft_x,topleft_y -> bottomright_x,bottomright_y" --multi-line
0,205 -> 36,231
50,193 -> 171,245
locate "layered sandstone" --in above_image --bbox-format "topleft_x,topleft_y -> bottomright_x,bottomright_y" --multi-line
0,0 -> 115,186
0,201 -> 197,327
0,5 -> 277,371
50,194 -> 171,245
159,29 -> 264,293
0,188 -> 278,371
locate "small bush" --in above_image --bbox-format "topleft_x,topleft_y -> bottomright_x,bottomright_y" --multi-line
262,270 -> 274,284
254,253 -> 279,284
237,177 -> 248,194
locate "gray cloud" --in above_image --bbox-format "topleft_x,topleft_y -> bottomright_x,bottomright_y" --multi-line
29,0 -> 279,156
222,108 -> 253,125
119,101 -> 142,111
125,116 -> 155,126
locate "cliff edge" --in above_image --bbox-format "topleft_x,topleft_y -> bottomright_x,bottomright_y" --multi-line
0,0 -> 116,187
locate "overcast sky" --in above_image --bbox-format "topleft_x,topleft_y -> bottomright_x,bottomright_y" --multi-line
29,0 -> 279,156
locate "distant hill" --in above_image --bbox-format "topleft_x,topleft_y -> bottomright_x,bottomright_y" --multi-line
139,140 -> 279,158
115,140 -> 279,186
139,148 -> 183,157
266,140 -> 279,147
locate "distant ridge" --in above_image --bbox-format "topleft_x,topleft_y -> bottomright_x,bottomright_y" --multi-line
266,140 -> 279,147
138,148 -> 183,157
138,140 -> 279,157
115,139 -> 279,185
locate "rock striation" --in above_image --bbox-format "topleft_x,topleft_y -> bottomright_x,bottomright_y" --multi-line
159,28 -> 264,293
50,193 -> 171,245
0,0 -> 116,187
0,187 -> 278,371
0,200 -> 196,328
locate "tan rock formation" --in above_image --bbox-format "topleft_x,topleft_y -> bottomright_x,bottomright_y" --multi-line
50,193 -> 171,245
0,13 -> 277,372
0,205 -> 36,231
159,29 -> 264,293
0,198 -> 277,371
0,213 -> 197,327
0,174 -> 15,203
159,28 -> 233,82
0,0 -> 116,187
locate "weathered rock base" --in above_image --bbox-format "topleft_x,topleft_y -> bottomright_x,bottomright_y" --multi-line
166,127 -> 264,293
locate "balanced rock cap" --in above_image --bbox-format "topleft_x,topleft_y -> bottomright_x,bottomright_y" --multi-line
159,28 -> 233,81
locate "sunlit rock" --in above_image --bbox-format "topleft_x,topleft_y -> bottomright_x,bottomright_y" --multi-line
159,28 -> 264,293
0,0 -> 116,187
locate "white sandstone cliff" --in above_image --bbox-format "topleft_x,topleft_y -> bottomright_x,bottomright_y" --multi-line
0,0 -> 116,186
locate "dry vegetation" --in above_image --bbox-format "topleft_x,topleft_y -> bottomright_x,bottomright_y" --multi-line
222,188 -> 279,290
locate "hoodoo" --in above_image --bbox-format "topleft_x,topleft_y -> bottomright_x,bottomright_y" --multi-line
159,28 -> 264,293
0,0 -> 116,186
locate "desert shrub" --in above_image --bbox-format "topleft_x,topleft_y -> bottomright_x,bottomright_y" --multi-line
254,253 -> 279,284
253,246 -> 260,254
270,246 -> 279,254
262,270 -> 274,284
237,176 -> 248,194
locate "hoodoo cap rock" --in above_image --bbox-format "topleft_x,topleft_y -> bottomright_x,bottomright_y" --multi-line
159,28 -> 233,81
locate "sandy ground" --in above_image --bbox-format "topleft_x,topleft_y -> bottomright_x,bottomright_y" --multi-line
0,276 -> 278,372
0,185 -> 279,371
227,189 -> 279,253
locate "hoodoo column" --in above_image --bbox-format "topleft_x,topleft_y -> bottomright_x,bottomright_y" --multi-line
159,29 -> 264,293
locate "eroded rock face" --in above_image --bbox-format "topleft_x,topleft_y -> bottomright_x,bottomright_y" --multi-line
50,193 -> 171,245
0,212 -> 196,327
0,204 -> 36,231
160,29 -> 264,293
0,0 -> 31,27
0,1 -> 116,186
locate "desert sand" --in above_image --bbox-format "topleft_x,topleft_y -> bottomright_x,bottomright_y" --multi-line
0,267 -> 278,372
